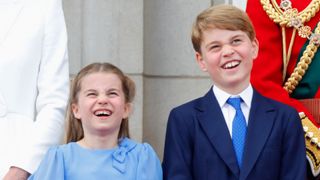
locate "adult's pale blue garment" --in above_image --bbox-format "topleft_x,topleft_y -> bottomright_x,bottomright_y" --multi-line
28,138 -> 162,180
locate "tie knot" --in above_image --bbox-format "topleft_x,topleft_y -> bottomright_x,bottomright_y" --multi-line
227,97 -> 242,110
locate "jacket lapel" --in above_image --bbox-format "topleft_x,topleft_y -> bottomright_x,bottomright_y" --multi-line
197,89 -> 240,177
240,90 -> 276,180
0,0 -> 25,47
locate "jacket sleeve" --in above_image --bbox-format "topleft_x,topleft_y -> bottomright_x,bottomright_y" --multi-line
13,0 -> 69,173
162,108 -> 195,180
280,108 -> 307,180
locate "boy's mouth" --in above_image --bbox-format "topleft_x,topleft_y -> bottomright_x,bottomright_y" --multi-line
222,60 -> 240,69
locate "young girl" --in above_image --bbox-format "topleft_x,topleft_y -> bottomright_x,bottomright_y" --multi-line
28,62 -> 162,180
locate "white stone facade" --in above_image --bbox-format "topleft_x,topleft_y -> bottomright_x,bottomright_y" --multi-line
63,0 -> 227,160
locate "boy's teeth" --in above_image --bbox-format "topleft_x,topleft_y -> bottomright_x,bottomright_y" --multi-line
224,61 -> 239,69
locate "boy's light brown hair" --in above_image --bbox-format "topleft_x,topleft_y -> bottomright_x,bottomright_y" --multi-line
191,4 -> 256,53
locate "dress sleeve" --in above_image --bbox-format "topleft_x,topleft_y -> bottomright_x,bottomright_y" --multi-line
136,143 -> 162,180
28,147 -> 65,180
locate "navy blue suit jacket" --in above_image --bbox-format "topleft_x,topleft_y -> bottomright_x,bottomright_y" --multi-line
162,88 -> 306,180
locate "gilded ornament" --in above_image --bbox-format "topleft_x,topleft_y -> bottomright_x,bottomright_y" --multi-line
298,26 -> 312,38
310,33 -> 320,45
289,17 -> 302,28
261,0 -> 320,93
280,0 -> 292,10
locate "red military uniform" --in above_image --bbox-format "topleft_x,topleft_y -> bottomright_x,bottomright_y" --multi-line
246,0 -> 320,177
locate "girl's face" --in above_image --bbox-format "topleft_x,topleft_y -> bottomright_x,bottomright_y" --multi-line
196,28 -> 258,94
72,72 -> 130,137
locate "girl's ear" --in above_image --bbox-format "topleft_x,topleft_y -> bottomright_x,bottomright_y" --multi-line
72,103 -> 81,119
123,103 -> 132,120
195,52 -> 207,71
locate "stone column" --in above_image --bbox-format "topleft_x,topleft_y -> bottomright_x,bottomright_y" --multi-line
143,0 -> 212,159
63,0 -> 143,141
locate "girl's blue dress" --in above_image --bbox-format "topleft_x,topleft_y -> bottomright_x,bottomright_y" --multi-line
28,138 -> 162,180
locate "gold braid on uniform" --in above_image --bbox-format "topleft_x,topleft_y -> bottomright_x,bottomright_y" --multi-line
260,0 -> 320,88
301,112 -> 320,176
260,0 -> 320,26
261,0 -> 320,176
284,33 -> 319,94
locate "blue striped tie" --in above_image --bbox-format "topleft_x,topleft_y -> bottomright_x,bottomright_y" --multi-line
227,97 -> 247,167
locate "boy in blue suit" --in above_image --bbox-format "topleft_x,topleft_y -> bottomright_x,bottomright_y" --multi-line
162,4 -> 306,180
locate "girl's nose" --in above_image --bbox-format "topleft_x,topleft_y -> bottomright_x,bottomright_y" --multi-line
97,95 -> 108,105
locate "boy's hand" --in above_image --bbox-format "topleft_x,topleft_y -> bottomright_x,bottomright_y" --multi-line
3,166 -> 30,180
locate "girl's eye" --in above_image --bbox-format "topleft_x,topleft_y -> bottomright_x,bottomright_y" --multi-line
87,92 -> 97,97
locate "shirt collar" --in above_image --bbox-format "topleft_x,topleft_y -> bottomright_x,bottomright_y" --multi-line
213,84 -> 253,108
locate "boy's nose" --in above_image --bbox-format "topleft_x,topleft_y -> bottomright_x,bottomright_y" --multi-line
221,45 -> 235,56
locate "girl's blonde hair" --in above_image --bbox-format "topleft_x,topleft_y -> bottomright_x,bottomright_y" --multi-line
65,62 -> 136,143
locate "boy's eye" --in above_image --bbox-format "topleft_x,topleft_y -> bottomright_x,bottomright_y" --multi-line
209,45 -> 221,51
232,39 -> 242,45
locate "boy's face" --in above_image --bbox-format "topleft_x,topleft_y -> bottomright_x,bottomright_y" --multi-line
196,28 -> 258,94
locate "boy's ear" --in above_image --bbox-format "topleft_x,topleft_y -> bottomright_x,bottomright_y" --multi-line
195,52 -> 207,72
252,38 -> 259,59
